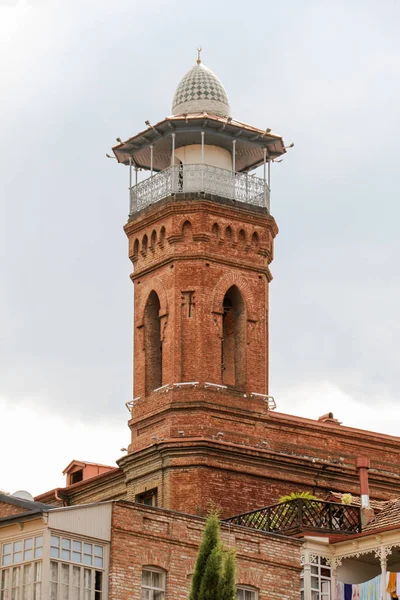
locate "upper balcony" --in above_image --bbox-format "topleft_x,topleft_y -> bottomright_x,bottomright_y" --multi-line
129,163 -> 270,216
111,113 -> 288,218
224,499 -> 362,537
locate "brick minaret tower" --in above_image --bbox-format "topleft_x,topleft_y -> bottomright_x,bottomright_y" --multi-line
113,54 -> 288,516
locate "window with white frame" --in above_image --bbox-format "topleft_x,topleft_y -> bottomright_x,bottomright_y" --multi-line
49,534 -> 105,600
237,585 -> 258,600
1,536 -> 43,600
1,536 -> 43,566
300,555 -> 331,600
142,567 -> 166,599
50,560 -> 103,600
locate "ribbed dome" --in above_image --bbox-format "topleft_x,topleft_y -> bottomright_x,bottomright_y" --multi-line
172,62 -> 231,118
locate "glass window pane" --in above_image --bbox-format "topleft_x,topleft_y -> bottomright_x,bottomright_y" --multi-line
61,585 -> 69,600
72,541 -> 82,552
61,539 -> 71,550
23,564 -> 32,585
34,537 -> 43,549
72,566 -> 80,587
1,569 -> 9,589
61,564 -> 69,585
23,540 -> 32,551
311,576 -> 319,589
83,555 -> 92,566
61,550 -> 71,561
94,546 -> 103,558
72,552 -> 81,563
95,571 -> 102,591
33,582 -> 42,600
83,569 -> 91,589
311,565 -> 318,574
50,548 -> 59,559
94,557 -> 103,568
12,566 -> 21,587
321,581 -> 330,593
50,537 -> 60,547
34,562 -> 42,583
13,542 -> 22,553
152,571 -> 161,588
34,548 -> 42,559
50,561 -> 59,582
3,544 -> 12,555
142,570 -> 151,586
3,555 -> 11,566
83,544 -> 92,555
13,553 -> 22,564
142,590 -> 151,600
50,582 -> 58,600
154,592 -> 164,600
321,568 -> 330,577
24,550 -> 32,561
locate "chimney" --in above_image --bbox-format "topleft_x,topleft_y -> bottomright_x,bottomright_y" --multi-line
356,456 -> 374,527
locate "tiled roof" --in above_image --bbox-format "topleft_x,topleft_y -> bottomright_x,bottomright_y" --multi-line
363,498 -> 400,531
328,492 -> 390,512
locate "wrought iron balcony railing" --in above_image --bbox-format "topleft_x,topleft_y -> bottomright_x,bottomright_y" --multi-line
129,163 -> 270,215
224,499 -> 361,536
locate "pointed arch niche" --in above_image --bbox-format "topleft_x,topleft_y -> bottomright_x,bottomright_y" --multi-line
221,285 -> 246,389
144,290 -> 162,394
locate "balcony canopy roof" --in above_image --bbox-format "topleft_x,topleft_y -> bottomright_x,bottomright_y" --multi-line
112,113 -> 286,173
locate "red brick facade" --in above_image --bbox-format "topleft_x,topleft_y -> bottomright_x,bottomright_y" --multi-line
125,196 -> 276,399
109,501 -> 302,600
0,501 -> 29,518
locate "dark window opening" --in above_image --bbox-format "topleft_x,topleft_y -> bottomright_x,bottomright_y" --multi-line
221,286 -> 246,389
70,469 -> 83,484
136,488 -> 158,507
95,571 -> 103,600
144,291 -> 162,394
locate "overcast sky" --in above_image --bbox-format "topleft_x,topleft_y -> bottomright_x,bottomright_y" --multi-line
1,0 -> 400,496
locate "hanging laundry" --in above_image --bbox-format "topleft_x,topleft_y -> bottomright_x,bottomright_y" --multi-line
352,584 -> 360,599
387,572 -> 398,598
345,583 -> 353,600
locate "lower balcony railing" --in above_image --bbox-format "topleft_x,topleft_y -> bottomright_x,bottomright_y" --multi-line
223,499 -> 361,536
129,163 -> 270,215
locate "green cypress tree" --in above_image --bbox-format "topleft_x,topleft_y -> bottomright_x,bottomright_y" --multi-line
218,551 -> 236,600
198,546 -> 223,600
189,512 -> 220,600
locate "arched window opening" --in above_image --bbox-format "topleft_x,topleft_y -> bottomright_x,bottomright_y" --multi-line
251,231 -> 259,247
239,229 -> 246,245
221,285 -> 246,389
133,239 -> 139,257
150,230 -> 157,249
142,235 -> 148,254
144,291 -> 162,394
225,226 -> 232,242
182,220 -> 192,240
212,223 -> 220,239
159,226 -> 166,246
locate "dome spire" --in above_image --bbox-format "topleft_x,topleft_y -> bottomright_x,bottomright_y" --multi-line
171,56 -> 231,118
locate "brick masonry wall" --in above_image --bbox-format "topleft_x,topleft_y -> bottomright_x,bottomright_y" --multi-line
0,501 -> 29,518
125,197 -> 276,400
109,501 -> 301,600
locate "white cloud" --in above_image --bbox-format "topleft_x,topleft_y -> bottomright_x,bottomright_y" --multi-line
277,380 -> 399,438
0,395 -> 128,496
